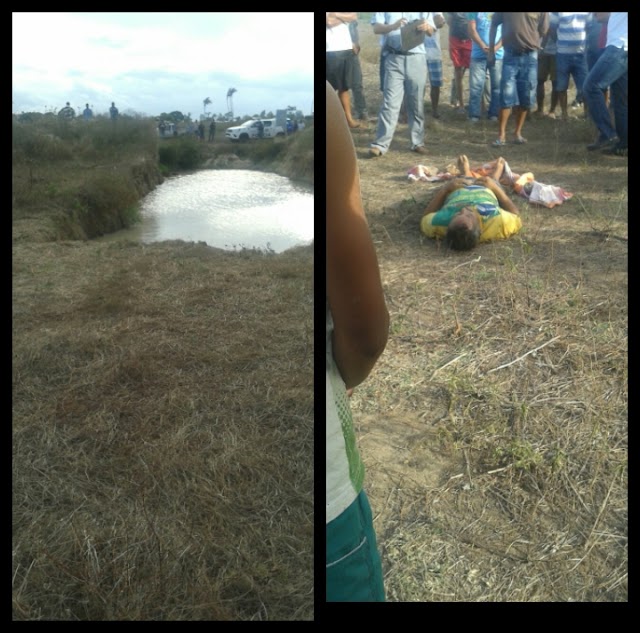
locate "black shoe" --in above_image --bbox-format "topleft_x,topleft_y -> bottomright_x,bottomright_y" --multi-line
602,143 -> 628,157
587,136 -> 619,151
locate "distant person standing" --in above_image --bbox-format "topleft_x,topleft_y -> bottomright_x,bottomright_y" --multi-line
82,103 -> 93,120
59,102 -> 75,120
208,118 -> 216,142
198,120 -> 205,141
109,102 -> 119,120
488,12 -> 549,147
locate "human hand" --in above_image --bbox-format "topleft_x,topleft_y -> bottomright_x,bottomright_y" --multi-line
346,388 -> 354,398
353,43 -> 361,55
394,18 -> 408,30
416,19 -> 434,36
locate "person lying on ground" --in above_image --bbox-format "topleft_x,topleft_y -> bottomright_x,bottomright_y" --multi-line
420,154 -> 522,251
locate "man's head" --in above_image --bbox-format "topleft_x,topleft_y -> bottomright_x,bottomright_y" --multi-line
445,206 -> 481,251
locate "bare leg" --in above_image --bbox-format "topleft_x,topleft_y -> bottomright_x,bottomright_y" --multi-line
490,156 -> 506,181
497,107 -> 510,142
549,90 -> 559,116
454,67 -> 466,110
536,81 -> 545,113
512,106 -> 528,141
431,86 -> 440,118
557,91 -> 568,119
338,90 -> 360,128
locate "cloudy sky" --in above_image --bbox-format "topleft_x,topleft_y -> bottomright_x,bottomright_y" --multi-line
12,12 -> 314,119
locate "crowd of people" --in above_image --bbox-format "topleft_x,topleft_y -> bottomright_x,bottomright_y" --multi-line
326,12 -> 627,158
58,101 -> 119,121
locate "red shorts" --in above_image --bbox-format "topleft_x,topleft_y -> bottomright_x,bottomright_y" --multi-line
449,36 -> 472,68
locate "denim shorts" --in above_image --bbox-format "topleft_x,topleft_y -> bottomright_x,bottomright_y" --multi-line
500,48 -> 538,109
326,490 -> 385,602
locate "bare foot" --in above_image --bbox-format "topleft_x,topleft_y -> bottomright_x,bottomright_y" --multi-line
457,154 -> 471,175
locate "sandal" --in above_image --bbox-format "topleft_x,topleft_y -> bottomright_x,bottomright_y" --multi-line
513,137 -> 527,144
491,139 -> 507,147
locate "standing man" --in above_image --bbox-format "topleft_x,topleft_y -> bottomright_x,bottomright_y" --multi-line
208,118 -> 216,142
109,102 -> 119,121
467,12 -> 503,123
82,103 -> 93,121
423,12 -> 446,120
549,12 -> 590,121
582,12 -> 626,155
446,13 -> 473,114
488,12 -> 549,147
326,12 -> 361,128
369,12 -> 434,157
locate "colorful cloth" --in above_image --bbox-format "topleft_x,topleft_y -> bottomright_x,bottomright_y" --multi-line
408,159 -> 573,208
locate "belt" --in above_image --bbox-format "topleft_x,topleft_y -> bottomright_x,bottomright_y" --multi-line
505,47 -> 536,56
385,47 -> 420,56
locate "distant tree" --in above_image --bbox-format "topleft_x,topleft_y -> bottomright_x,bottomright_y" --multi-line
260,110 -> 266,118
168,111 -> 185,123
203,97 -> 211,114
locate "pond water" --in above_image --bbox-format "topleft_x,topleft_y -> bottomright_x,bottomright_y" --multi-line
97,170 -> 314,253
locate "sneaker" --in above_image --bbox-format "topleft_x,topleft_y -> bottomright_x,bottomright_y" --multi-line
587,136 -> 619,151
488,116 -> 498,122
469,117 -> 479,123
411,145 -> 428,155
369,146 -> 382,158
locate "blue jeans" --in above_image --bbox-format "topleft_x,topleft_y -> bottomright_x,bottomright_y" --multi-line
469,58 -> 502,119
555,52 -> 588,93
372,52 -> 427,153
499,49 -> 538,109
582,45 -> 627,145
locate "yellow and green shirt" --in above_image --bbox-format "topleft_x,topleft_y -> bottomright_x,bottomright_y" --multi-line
420,184 -> 522,242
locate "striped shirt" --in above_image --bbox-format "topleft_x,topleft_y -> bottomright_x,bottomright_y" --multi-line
550,12 -> 589,55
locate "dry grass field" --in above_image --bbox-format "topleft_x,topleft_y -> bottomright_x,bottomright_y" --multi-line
13,117 -> 314,619
345,15 -> 627,602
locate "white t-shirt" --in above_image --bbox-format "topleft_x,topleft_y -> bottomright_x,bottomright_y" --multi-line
326,16 -> 354,52
326,301 -> 365,524
606,12 -> 628,51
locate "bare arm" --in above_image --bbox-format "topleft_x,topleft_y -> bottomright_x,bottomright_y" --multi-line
477,177 -> 519,215
326,82 -> 389,389
326,12 -> 358,27
423,179 -> 466,216
468,20 -> 489,54
373,17 -> 407,35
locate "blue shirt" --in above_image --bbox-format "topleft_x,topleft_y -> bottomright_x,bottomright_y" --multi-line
468,12 -> 504,61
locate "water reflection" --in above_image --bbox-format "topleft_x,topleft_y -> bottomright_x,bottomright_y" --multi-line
98,170 -> 314,253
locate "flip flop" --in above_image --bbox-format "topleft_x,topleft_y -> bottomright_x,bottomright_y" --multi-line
491,139 -> 507,147
513,137 -> 527,144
